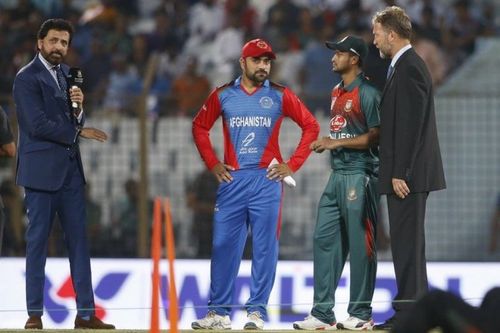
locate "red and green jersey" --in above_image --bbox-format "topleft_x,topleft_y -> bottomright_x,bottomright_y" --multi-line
329,74 -> 380,173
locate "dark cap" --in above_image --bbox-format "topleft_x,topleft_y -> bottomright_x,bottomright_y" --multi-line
241,38 -> 276,59
325,35 -> 368,62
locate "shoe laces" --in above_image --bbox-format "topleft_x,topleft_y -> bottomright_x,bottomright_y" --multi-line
248,311 -> 262,320
205,310 -> 218,319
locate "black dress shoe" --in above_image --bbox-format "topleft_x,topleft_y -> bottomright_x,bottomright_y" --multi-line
374,316 -> 396,330
24,316 -> 42,329
74,315 -> 115,329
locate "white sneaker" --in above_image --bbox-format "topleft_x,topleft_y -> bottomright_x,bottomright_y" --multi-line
244,311 -> 264,330
293,315 -> 337,330
337,316 -> 374,330
192,311 -> 231,330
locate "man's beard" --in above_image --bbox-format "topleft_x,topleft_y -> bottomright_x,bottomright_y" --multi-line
379,50 -> 389,59
40,48 -> 64,65
378,43 -> 391,59
249,70 -> 268,83
333,63 -> 344,74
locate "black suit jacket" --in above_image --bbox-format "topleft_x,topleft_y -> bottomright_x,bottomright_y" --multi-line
378,48 -> 446,194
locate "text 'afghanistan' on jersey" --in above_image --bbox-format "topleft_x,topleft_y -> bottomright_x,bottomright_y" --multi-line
193,77 -> 319,172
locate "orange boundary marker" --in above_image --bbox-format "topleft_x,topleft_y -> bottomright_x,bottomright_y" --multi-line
150,197 -> 179,333
165,198 -> 179,333
150,198 -> 162,333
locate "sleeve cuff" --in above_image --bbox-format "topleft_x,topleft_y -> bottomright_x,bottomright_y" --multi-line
73,127 -> 82,144
75,109 -> 83,124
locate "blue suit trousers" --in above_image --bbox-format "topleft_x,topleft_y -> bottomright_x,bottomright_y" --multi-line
24,158 -> 95,317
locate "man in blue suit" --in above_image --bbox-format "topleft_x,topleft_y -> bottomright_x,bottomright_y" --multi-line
13,19 -> 114,330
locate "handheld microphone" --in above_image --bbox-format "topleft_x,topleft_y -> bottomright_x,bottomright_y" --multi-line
68,67 -> 83,110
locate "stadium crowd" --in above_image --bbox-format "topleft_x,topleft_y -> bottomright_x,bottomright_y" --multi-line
1,0 -> 498,117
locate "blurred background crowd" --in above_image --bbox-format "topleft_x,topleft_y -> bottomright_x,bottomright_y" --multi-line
0,0 -> 498,260
1,0 -> 498,117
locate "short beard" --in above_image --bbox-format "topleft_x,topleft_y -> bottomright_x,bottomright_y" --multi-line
40,49 -> 64,65
379,50 -> 390,59
378,42 -> 392,59
249,71 -> 268,84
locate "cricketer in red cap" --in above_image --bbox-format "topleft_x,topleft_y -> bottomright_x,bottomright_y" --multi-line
241,38 -> 276,59
192,35 -> 319,332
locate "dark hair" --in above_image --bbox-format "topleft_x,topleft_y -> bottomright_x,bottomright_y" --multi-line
372,6 -> 412,40
37,18 -> 74,44
355,56 -> 363,68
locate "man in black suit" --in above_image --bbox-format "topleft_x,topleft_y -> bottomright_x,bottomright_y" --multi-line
371,6 -> 446,330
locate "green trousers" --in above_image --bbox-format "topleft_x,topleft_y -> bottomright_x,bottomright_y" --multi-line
311,171 -> 378,323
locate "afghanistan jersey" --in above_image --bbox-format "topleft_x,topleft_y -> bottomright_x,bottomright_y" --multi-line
329,74 -> 380,173
193,77 -> 319,172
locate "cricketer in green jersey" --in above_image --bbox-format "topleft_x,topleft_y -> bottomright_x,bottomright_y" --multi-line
294,36 -> 381,331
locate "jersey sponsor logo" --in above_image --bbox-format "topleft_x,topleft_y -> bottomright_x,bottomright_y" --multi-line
330,132 -> 357,139
240,132 -> 258,154
229,116 -> 272,128
330,115 -> 347,132
259,96 -> 274,109
242,132 -> 255,147
344,99 -> 353,112
240,147 -> 258,154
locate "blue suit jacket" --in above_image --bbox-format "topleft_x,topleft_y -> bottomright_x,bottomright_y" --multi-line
13,55 -> 85,191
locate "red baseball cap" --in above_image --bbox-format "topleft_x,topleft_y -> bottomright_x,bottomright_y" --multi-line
241,38 -> 276,59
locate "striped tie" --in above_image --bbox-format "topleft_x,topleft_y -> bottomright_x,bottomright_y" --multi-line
386,65 -> 394,80
54,66 -> 71,119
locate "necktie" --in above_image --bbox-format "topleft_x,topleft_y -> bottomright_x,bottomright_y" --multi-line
55,66 -> 77,157
386,65 -> 394,80
54,66 -> 71,118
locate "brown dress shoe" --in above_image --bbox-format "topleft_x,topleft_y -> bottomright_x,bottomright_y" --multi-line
24,316 -> 42,329
74,315 -> 115,329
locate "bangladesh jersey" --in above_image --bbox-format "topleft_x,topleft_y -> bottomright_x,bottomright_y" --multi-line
329,74 -> 380,173
193,77 -> 319,172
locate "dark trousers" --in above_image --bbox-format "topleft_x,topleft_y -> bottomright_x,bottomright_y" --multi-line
312,172 -> 378,323
392,288 -> 500,333
24,158 -> 95,317
387,192 -> 429,315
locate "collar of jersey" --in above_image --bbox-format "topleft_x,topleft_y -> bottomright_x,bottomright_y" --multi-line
235,76 -> 270,88
339,72 -> 364,92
